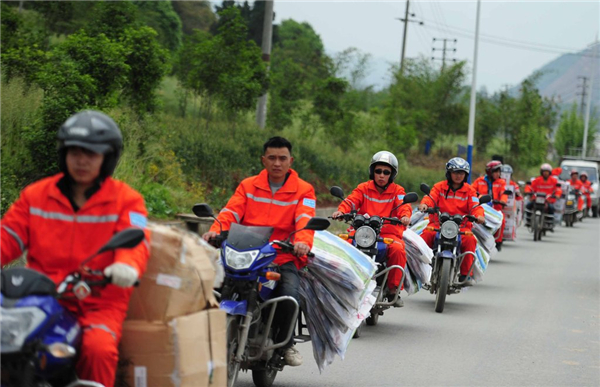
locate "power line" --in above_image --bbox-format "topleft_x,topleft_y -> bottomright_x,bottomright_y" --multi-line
431,38 -> 458,70
420,17 -> 599,57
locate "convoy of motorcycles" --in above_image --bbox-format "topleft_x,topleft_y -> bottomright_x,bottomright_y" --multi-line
1,177 -> 594,387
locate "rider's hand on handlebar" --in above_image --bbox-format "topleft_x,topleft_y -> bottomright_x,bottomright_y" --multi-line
476,216 -> 485,225
400,216 -> 410,226
331,211 -> 344,220
104,263 -> 139,287
202,231 -> 218,241
294,242 -> 310,257
418,204 -> 428,212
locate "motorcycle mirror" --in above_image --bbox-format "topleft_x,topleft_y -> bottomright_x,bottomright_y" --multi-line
303,217 -> 331,231
96,228 -> 145,255
402,192 -> 419,204
478,195 -> 492,205
330,186 -> 345,200
420,183 -> 431,195
193,203 -> 214,218
503,190 -> 512,195
80,228 -> 146,271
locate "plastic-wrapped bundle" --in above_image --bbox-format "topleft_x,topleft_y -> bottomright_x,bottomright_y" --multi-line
409,219 -> 430,235
472,223 -> 496,253
410,211 -> 426,226
301,231 -> 378,373
403,267 -> 417,295
471,244 -> 490,282
403,228 -> 433,264
483,205 -> 504,234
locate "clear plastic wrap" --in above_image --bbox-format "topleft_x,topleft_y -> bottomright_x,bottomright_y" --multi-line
299,231 -> 378,373
482,205 -> 504,234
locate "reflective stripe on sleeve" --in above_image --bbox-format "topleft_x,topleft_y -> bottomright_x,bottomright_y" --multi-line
295,214 -> 312,223
2,225 -> 24,254
220,208 -> 240,223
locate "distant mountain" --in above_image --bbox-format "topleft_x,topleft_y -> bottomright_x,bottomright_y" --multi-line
519,42 -> 600,112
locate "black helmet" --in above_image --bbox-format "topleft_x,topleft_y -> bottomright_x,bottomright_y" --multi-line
369,151 -> 399,182
445,157 -> 470,182
57,110 -> 123,178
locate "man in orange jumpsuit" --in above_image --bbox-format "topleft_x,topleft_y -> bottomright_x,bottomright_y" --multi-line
418,157 -> 485,286
472,161 -> 508,251
332,151 -> 412,308
1,111 -> 150,386
203,136 -> 315,367
580,171 -> 593,216
567,170 -> 586,212
526,163 -> 560,226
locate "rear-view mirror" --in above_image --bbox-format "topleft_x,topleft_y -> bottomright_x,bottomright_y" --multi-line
479,195 -> 492,205
330,186 -> 345,200
403,192 -> 419,204
193,203 -> 214,218
420,183 -> 431,195
96,228 -> 145,255
304,217 -> 330,231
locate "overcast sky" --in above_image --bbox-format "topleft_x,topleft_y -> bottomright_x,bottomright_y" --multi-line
265,0 -> 599,93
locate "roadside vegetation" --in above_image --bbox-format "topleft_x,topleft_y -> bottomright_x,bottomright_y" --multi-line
2,1 -> 596,219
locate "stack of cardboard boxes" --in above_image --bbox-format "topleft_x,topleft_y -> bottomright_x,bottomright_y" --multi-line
119,223 -> 226,387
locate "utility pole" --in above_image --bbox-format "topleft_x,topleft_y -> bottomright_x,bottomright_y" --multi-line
582,37 -> 599,158
255,0 -> 274,129
396,0 -> 423,75
431,38 -> 457,71
576,76 -> 588,117
466,0 -> 482,183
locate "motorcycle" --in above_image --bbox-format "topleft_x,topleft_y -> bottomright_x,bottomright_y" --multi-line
192,204 -> 330,387
329,186 -> 419,328
524,192 -> 555,241
563,186 -> 580,227
420,183 -> 491,313
0,228 -> 145,387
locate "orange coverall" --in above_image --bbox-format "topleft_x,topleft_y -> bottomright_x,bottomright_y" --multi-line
336,180 -> 412,290
1,173 -> 150,386
208,168 -> 316,268
419,181 -> 484,276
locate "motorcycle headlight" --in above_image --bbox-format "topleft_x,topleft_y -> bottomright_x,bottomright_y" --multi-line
355,226 -> 376,248
440,221 -> 459,239
566,200 -> 574,205
224,247 -> 260,270
1,306 -> 46,353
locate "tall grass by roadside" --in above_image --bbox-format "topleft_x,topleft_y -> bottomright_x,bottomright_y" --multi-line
1,75 -> 494,219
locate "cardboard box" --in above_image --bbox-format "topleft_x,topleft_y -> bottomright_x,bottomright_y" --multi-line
120,309 -> 227,387
127,223 -> 218,322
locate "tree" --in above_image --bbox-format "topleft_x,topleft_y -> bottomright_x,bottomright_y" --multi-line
120,26 -> 170,114
268,19 -> 331,129
385,58 -> 467,152
171,0 -> 216,36
134,0 -> 183,51
186,7 -> 268,116
554,103 -> 598,156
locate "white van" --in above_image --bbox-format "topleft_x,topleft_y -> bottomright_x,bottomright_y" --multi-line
559,160 -> 599,217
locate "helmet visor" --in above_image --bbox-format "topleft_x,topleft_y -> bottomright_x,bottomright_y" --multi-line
63,140 -> 112,155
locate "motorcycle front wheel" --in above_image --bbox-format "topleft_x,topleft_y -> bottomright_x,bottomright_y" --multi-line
252,368 -> 278,387
226,315 -> 242,387
434,258 -> 451,313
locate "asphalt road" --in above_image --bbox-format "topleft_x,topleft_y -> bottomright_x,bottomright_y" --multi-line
236,219 -> 600,387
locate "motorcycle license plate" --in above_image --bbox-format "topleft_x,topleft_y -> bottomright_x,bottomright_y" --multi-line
535,197 -> 546,204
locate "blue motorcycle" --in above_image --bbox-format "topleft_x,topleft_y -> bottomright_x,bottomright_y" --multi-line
1,228 -> 145,387
420,183 -> 491,313
192,204 -> 330,387
329,186 -> 418,327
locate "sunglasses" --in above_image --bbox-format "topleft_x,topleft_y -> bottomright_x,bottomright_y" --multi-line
374,169 -> 392,176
